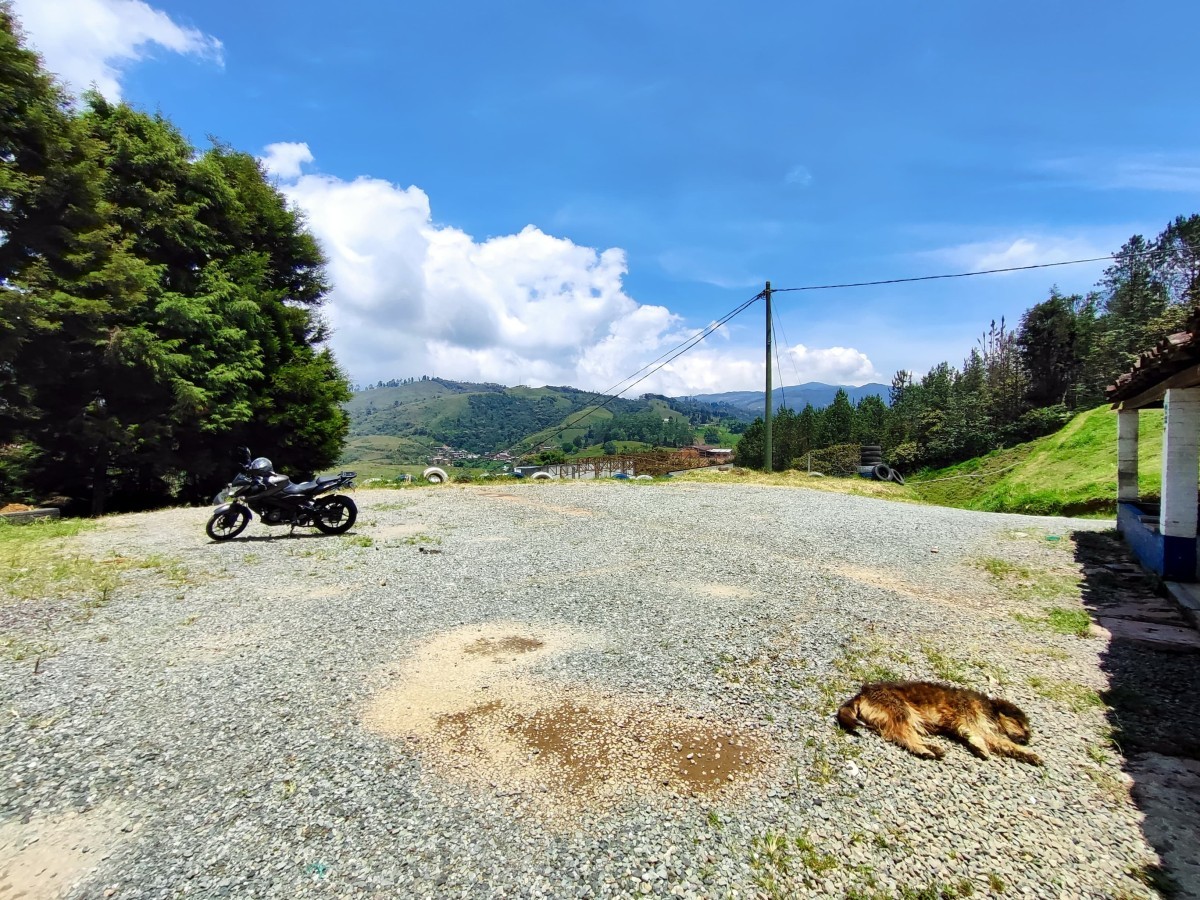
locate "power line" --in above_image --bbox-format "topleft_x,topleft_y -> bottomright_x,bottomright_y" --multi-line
509,289 -> 764,454
769,255 -> 1120,293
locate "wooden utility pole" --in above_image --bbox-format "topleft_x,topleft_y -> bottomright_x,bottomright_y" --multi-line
763,281 -> 773,473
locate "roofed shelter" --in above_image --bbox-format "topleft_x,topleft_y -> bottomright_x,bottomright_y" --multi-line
1107,307 -> 1200,581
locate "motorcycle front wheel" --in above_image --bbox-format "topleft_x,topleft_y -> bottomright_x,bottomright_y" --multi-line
206,506 -> 250,541
313,495 -> 357,535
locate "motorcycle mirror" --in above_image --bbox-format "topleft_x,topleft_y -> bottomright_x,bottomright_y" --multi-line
234,446 -> 251,465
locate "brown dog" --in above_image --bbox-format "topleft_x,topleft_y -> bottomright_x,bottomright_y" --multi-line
837,681 -> 1042,765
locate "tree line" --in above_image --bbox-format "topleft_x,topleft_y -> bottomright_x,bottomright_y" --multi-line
736,216 -> 1200,472
0,9 -> 350,512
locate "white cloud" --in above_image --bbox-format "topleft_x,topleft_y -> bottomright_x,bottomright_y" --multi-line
928,235 -> 1113,273
1042,155 -> 1200,194
783,345 -> 880,385
11,0 -> 222,101
784,164 -> 812,188
259,142 -> 314,181
275,153 -> 879,395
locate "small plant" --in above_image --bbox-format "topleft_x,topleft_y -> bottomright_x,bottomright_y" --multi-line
987,871 -> 1006,893
344,534 -> 374,548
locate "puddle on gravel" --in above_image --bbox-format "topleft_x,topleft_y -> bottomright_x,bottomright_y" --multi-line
363,623 -> 774,816
463,635 -> 544,656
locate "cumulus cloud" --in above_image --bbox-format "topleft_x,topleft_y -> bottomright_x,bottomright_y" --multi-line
11,0 -> 222,100
274,153 -> 879,395
259,142 -> 314,181
784,345 -> 880,385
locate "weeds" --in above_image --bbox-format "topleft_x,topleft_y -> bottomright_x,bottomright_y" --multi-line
344,535 -> 374,548
748,830 -> 838,898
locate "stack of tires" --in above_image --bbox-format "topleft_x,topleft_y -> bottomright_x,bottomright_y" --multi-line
859,445 -> 904,485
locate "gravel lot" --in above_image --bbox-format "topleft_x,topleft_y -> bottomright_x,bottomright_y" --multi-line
0,480 -> 1187,898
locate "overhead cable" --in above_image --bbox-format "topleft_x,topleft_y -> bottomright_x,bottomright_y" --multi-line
769,255 -> 1121,293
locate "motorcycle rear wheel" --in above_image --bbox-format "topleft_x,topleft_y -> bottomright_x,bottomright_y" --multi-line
206,506 -> 250,541
313,495 -> 357,535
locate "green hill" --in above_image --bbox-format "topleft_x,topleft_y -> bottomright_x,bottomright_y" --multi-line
910,405 -> 1164,516
345,379 -> 624,454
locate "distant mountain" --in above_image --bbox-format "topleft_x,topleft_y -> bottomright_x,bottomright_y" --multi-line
341,377 -> 889,467
344,377 -> 631,456
688,382 -> 890,415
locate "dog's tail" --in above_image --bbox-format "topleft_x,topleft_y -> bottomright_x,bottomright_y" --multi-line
837,697 -> 862,731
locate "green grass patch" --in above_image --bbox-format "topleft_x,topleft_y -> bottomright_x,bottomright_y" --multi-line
1027,676 -> 1104,713
973,557 -> 1080,602
0,518 -> 114,605
401,533 -> 441,545
919,642 -> 972,684
911,405 -> 1165,516
1013,606 -> 1092,638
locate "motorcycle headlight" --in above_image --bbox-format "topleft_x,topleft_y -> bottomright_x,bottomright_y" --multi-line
214,487 -> 232,504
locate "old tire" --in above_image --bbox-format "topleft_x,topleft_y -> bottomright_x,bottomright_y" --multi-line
423,466 -> 448,484
872,464 -> 892,482
206,507 -> 250,541
314,495 -> 358,534
889,469 -> 906,486
530,471 -> 554,480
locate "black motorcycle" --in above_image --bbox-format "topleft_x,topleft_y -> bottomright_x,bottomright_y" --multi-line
206,449 -> 358,541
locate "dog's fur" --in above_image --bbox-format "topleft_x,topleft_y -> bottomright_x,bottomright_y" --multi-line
837,681 -> 1042,765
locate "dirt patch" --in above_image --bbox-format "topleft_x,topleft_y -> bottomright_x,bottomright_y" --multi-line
363,623 -> 775,819
0,803 -> 130,899
828,563 -> 1000,613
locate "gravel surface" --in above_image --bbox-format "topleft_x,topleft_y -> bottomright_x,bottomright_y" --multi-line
0,480 -> 1186,898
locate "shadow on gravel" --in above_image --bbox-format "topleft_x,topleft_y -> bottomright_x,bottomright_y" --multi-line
209,531 -> 350,544
1073,529 -> 1200,898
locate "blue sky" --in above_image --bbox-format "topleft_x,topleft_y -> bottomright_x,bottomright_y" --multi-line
15,1 -> 1200,395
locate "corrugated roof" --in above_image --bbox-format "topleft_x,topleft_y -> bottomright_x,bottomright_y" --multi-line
1106,306 -> 1200,406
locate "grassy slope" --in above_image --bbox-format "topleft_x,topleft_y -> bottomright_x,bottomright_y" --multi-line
911,405 -> 1164,516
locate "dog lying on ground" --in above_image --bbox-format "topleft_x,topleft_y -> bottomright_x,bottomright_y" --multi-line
837,680 -> 1042,765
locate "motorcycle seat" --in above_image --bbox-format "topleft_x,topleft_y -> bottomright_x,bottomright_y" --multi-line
283,474 -> 341,495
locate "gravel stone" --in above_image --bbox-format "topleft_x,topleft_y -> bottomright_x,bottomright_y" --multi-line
0,483 -> 1185,898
